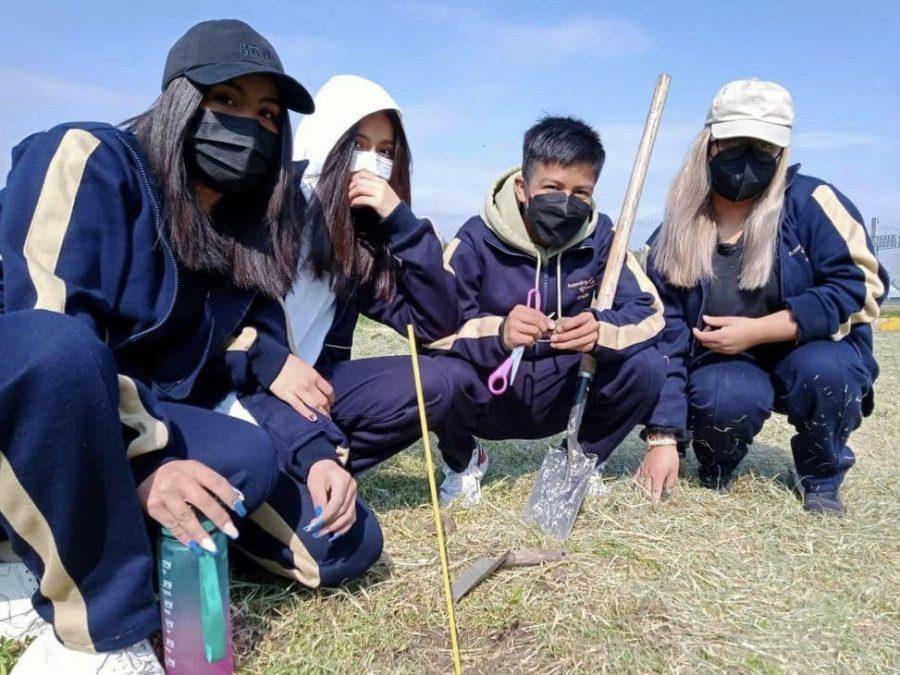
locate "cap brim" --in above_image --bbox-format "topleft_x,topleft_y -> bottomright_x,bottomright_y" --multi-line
710,119 -> 790,147
184,62 -> 315,114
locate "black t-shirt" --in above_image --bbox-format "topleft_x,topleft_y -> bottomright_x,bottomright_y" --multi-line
704,239 -> 780,319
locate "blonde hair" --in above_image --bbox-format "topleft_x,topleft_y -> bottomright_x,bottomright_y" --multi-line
652,127 -> 790,289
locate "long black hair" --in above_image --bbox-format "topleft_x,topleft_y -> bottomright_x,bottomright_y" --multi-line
306,110 -> 411,300
126,77 -> 301,297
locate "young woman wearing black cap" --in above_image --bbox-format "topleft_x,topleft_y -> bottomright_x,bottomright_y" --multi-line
0,19 -> 381,673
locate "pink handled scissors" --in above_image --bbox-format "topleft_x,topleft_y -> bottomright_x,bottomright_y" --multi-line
488,288 -> 542,395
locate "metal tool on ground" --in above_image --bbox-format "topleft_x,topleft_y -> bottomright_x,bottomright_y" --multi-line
523,73 -> 672,540
488,288 -> 542,395
452,550 -> 568,602
407,325 -> 463,675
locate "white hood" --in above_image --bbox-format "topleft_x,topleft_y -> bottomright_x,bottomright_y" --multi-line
293,74 -> 402,186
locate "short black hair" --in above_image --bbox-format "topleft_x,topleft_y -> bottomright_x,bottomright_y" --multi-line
522,116 -> 605,182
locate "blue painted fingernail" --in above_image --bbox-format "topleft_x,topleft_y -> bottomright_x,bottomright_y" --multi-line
328,532 -> 343,543
233,499 -> 247,518
303,517 -> 323,534
187,541 -> 204,557
312,529 -> 328,539
302,507 -> 325,533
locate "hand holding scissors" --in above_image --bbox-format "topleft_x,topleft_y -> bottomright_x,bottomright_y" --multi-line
488,289 -> 552,395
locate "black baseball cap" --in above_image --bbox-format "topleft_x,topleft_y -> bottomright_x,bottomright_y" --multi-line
162,19 -> 314,114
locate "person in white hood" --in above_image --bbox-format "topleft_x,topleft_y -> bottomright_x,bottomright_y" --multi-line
231,75 -> 462,575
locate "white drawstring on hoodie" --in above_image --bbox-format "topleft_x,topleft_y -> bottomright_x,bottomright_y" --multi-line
531,253 -> 564,342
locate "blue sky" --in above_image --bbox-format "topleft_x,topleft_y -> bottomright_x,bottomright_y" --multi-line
2,0 -> 898,281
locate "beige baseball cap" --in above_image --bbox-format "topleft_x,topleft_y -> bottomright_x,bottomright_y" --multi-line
705,78 -> 793,148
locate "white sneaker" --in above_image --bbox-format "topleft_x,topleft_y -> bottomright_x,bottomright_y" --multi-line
0,563 -> 47,641
12,630 -> 162,674
586,461 -> 612,499
440,445 -> 489,507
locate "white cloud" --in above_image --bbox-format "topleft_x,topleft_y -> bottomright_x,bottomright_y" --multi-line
267,35 -> 332,60
400,2 -> 650,66
493,18 -> 651,64
401,101 -> 473,137
0,66 -> 144,110
794,131 -> 881,150
0,67 -> 148,183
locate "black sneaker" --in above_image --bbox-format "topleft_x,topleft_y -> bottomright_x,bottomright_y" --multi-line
803,490 -> 846,517
698,465 -> 734,493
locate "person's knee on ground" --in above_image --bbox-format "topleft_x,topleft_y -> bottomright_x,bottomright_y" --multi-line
237,471 -> 384,588
314,500 -> 384,588
579,346 -> 667,465
688,358 -> 774,480
774,341 -> 865,496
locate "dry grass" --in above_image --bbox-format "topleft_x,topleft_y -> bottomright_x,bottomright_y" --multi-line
3,322 -> 897,673
230,321 -> 899,673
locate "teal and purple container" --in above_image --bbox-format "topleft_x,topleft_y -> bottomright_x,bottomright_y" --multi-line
158,522 -> 234,674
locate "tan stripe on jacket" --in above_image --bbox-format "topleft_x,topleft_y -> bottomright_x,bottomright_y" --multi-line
426,315 -> 504,350
442,238 -> 461,276
21,129 -> 170,458
811,185 -> 884,340
117,376 -> 169,458
225,327 -> 258,352
596,252 -> 665,351
23,129 -> 101,312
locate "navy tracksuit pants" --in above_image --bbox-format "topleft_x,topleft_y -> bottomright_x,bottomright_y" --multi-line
0,310 -> 382,652
324,355 -> 455,474
233,354 -> 451,586
436,346 -> 667,472
688,340 -> 870,493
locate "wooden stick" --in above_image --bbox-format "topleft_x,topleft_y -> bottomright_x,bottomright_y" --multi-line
580,73 -> 671,375
407,325 -> 463,674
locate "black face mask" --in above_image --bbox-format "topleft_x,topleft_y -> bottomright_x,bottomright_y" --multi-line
187,109 -> 280,193
708,144 -> 778,202
525,191 -> 592,249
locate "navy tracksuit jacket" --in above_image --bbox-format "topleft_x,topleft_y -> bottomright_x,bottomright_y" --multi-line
428,167 -> 667,471
0,123 -> 381,651
645,166 -> 890,492
238,194 -> 463,477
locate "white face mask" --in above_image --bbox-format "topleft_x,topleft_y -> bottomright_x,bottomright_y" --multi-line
350,150 -> 394,180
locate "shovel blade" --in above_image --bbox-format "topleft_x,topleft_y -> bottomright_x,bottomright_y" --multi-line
523,443 -> 596,539
451,553 -> 508,602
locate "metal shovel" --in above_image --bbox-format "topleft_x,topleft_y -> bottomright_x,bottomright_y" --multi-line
452,549 -> 567,602
524,73 -> 672,539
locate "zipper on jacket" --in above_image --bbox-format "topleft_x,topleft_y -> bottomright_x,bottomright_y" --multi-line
113,134 -> 180,351
689,279 -> 708,359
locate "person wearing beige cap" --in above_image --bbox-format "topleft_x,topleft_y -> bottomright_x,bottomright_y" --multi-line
634,78 -> 890,516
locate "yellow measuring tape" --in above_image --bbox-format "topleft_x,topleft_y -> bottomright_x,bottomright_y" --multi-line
407,325 -> 463,674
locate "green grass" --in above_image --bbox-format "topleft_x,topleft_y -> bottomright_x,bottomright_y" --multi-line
5,326 -> 899,673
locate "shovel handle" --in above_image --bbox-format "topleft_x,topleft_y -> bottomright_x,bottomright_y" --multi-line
579,73 -> 671,378
504,550 -> 568,566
